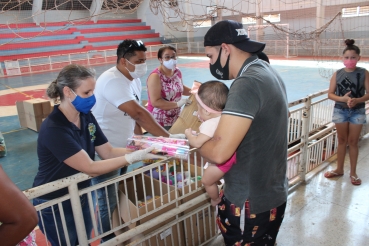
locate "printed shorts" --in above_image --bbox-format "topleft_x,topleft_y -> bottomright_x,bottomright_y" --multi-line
216,190 -> 286,246
332,107 -> 366,124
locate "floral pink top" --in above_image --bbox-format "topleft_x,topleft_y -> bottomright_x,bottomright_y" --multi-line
147,67 -> 184,127
17,230 -> 36,246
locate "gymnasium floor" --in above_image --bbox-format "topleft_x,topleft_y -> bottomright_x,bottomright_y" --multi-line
0,55 -> 368,245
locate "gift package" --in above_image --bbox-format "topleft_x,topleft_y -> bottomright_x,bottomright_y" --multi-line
126,135 -> 190,159
144,163 -> 202,189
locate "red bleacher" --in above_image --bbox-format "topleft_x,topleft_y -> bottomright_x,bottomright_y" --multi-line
0,19 -> 162,61
0,37 -> 86,50
0,19 -> 141,29
0,26 -> 151,39
0,42 -> 162,61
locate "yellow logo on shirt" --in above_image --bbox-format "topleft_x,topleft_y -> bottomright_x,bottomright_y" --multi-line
88,123 -> 96,142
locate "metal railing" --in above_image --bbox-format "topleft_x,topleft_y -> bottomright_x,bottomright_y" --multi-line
23,91 -> 369,245
1,44 -> 181,76
2,38 -> 368,77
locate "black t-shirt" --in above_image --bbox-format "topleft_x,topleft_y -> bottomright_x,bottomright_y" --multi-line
33,105 -> 108,199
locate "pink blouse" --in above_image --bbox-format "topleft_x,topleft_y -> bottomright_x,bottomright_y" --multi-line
147,67 -> 184,127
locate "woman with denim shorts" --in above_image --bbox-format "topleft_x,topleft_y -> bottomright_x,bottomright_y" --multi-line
324,39 -> 369,186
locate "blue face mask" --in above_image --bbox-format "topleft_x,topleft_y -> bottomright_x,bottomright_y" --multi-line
70,90 -> 96,114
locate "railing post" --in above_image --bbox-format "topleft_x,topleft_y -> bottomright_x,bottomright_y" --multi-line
48,56 -> 52,70
68,184 -> 88,245
28,58 -> 31,73
299,97 -> 312,182
87,52 -> 90,66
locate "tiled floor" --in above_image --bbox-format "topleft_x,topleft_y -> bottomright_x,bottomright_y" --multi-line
207,134 -> 369,246
0,56 -> 341,190
1,56 -> 369,245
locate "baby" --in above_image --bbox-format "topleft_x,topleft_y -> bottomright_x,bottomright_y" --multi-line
185,81 -> 236,206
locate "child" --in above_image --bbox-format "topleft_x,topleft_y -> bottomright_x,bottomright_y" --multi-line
324,39 -> 369,185
185,81 -> 236,206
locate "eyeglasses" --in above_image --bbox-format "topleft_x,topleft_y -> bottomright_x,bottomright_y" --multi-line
162,55 -> 177,61
122,40 -> 144,58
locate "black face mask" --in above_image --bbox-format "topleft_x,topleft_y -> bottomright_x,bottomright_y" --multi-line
209,48 -> 230,80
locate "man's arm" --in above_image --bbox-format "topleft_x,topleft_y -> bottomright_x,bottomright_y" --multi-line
199,114 -> 252,164
134,122 -> 144,135
118,100 -> 169,137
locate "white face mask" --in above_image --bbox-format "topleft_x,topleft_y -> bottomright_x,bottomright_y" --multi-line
126,59 -> 147,79
163,59 -> 177,70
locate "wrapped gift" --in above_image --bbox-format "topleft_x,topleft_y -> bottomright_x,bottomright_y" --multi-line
127,135 -> 190,159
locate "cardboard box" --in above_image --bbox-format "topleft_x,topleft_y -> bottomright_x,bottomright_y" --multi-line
112,175 -> 184,246
169,93 -> 202,134
146,162 -> 216,245
180,164 -> 217,246
16,98 -> 52,132
143,160 -> 202,190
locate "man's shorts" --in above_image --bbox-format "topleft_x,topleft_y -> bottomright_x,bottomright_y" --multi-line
332,107 -> 366,124
216,190 -> 286,246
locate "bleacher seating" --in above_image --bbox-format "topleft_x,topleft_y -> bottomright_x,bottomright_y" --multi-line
0,19 -> 162,61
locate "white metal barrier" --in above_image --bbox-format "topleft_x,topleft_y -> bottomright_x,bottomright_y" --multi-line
23,91 -> 369,245
2,38 -> 368,76
1,43 -> 181,76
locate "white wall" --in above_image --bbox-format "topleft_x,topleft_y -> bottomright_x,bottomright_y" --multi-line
0,11 -> 34,24
136,0 -> 165,39
149,0 -> 369,42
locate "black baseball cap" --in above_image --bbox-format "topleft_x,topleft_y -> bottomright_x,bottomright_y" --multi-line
204,20 -> 265,53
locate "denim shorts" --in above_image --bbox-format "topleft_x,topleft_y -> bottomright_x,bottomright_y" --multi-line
332,107 -> 366,124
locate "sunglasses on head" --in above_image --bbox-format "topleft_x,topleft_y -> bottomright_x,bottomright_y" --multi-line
122,40 -> 144,58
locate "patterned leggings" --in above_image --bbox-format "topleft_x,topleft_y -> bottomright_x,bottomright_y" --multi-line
216,190 -> 286,246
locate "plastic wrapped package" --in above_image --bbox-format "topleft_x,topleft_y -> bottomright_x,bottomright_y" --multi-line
126,135 -> 190,159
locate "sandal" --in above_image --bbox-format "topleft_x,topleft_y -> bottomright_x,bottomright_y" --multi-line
350,176 -> 361,186
324,171 -> 344,178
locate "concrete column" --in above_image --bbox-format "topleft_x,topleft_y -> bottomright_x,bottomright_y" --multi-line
216,0 -> 222,22
90,0 -> 104,23
256,0 -> 263,41
315,0 -> 325,55
137,0 -> 150,23
185,0 -> 194,43
32,0 -> 42,25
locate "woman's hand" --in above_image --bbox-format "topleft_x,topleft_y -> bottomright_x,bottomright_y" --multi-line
177,98 -> 192,107
124,146 -> 166,164
342,91 -> 351,103
347,98 -> 358,108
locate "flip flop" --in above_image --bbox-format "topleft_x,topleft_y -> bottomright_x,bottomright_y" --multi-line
350,176 -> 362,186
324,171 -> 344,178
